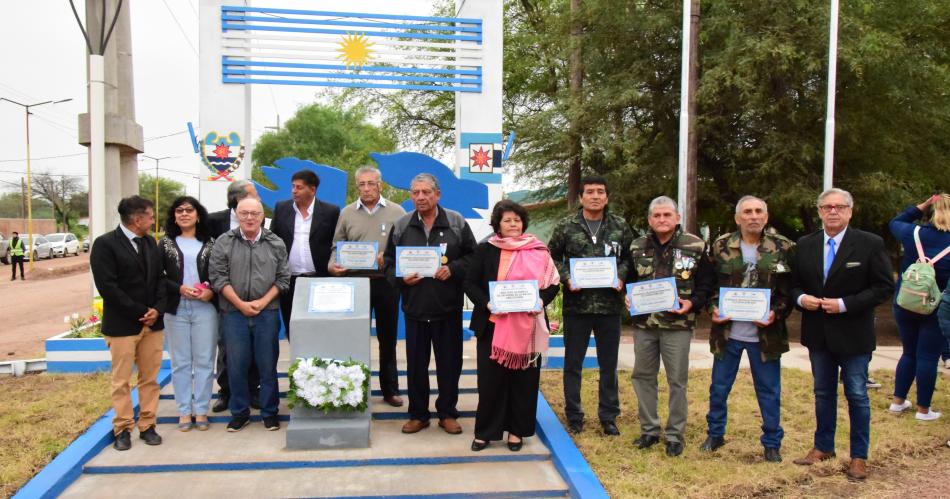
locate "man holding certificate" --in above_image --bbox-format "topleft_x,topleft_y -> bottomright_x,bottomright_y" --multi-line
328,166 -> 407,407
699,196 -> 795,463
626,196 -> 714,457
384,173 -> 477,435
548,176 -> 635,437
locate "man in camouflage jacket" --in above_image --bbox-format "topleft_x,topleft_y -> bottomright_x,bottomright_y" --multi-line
699,196 -> 794,464
626,196 -> 715,457
548,176 -> 635,436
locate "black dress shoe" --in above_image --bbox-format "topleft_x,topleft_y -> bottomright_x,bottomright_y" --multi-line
601,421 -> 620,436
764,447 -> 782,463
699,435 -> 726,452
567,421 -> 584,434
471,439 -> 489,452
139,426 -> 163,446
212,395 -> 229,413
666,441 -> 684,457
113,429 -> 131,451
634,434 -> 660,449
507,438 -> 523,452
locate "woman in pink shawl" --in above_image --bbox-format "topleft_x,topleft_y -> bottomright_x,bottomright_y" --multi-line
463,200 -> 560,452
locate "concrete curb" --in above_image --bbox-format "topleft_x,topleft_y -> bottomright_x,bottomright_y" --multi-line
535,394 -> 609,499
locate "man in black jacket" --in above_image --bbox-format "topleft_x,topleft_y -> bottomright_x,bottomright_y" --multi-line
269,169 -> 340,337
90,195 -> 167,451
384,173 -> 477,435
790,188 -> 893,481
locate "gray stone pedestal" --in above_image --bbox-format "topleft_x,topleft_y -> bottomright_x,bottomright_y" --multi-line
286,277 -> 371,450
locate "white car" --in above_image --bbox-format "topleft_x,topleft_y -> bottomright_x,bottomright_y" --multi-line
45,232 -> 81,257
24,234 -> 54,260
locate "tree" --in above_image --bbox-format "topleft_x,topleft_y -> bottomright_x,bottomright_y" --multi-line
31,172 -> 85,232
0,191 -> 53,219
139,173 -> 185,233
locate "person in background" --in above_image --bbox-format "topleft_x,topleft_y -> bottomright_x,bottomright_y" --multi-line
160,196 -> 218,432
887,193 -> 950,422
464,200 -> 560,452
9,231 -> 24,280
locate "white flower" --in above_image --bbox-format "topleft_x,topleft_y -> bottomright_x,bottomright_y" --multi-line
64,316 -> 70,323
72,312 -> 80,320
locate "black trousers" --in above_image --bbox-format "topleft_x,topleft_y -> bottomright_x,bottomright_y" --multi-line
371,278 -> 400,398
474,323 -> 541,441
562,313 -> 621,424
11,255 -> 24,279
216,314 -> 259,399
405,314 -> 463,421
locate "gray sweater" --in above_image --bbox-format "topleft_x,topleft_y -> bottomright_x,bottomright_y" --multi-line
328,199 -> 407,277
209,227 -> 290,313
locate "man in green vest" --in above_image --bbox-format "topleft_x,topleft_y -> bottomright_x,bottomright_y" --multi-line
9,231 -> 25,280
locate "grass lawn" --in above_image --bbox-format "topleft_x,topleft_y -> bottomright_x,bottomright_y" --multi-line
0,373 -> 111,498
540,368 -> 950,498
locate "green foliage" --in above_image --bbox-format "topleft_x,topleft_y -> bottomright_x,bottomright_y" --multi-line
0,192 -> 53,219
138,173 -> 185,232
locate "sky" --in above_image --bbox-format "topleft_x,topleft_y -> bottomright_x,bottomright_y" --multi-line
0,0 -> 446,198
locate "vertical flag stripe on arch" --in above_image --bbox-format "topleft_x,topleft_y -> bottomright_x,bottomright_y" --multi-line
219,6 -> 484,92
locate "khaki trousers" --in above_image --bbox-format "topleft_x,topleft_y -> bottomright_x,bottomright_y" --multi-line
632,328 -> 692,444
106,327 -> 164,435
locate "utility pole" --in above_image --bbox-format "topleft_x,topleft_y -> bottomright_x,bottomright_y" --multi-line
20,177 -> 26,220
142,154 -> 171,240
823,0 -> 840,191
0,97 -> 73,270
676,0 -> 700,234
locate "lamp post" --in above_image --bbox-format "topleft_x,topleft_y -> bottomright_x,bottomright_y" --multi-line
823,0 -> 840,191
142,155 -> 171,240
0,97 -> 73,270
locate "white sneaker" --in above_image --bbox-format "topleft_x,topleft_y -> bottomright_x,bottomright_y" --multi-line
888,400 -> 912,413
915,410 -> 942,421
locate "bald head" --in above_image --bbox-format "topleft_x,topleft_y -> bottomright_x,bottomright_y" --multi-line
236,197 -> 265,238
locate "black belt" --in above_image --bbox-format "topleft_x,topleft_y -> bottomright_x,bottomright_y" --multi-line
292,272 -> 318,278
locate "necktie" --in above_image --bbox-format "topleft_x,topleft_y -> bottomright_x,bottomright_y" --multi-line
824,238 -> 836,281
133,236 -> 148,269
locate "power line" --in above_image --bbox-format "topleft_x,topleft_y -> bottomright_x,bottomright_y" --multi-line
0,169 -> 86,177
160,0 -> 199,57
0,152 -> 86,163
145,130 -> 187,141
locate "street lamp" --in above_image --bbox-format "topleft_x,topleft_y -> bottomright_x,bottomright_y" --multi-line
0,97 -> 73,270
142,154 -> 172,240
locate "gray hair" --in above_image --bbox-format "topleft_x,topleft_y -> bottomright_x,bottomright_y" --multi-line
647,196 -> 677,217
410,173 -> 440,193
816,188 -> 853,208
735,195 -> 768,214
355,166 -> 382,181
227,180 -> 254,210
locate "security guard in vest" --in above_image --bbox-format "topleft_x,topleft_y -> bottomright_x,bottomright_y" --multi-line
9,231 -> 25,280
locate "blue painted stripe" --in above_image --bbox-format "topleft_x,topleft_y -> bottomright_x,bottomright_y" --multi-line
372,411 -> 476,420
84,454 -> 547,475
222,76 -> 481,93
459,167 -> 502,184
298,492 -> 567,499
460,132 -> 504,148
222,5 -> 482,25
222,14 -> 482,34
544,357 -> 599,369
224,68 -> 477,85
155,411 -> 476,424
535,394 -> 609,499
547,337 -> 596,348
224,58 -> 482,75
44,339 -> 108,351
47,360 -> 172,373
222,23 -> 481,42
370,369 -> 478,376
158,387 -> 478,400
13,370 -> 173,499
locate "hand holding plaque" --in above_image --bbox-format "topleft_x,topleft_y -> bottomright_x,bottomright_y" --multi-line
336,241 -> 378,270
626,278 -> 679,316
489,280 -> 541,313
569,257 -> 619,289
717,287 -> 771,322
395,246 -> 441,278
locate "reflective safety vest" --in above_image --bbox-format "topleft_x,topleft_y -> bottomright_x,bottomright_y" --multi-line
10,237 -> 24,257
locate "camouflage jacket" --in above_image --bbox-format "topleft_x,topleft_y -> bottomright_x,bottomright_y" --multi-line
548,208 -> 636,315
707,230 -> 795,361
628,227 -> 715,331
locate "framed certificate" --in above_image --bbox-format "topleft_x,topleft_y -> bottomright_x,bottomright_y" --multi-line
718,287 -> 771,322
336,241 -> 378,270
307,281 -> 355,314
569,257 -> 618,289
395,246 -> 441,277
627,277 -> 679,316
489,280 -> 541,313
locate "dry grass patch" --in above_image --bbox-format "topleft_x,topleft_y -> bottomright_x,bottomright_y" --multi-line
0,373 -> 111,498
540,368 -> 950,498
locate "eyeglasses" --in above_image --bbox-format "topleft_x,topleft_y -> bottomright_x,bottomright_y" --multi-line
818,204 -> 851,213
237,211 -> 262,219
174,207 -> 196,214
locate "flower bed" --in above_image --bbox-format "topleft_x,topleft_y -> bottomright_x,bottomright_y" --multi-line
288,358 -> 370,413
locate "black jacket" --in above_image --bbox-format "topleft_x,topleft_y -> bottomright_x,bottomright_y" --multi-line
790,228 -> 894,355
269,198 -> 340,277
207,209 -> 232,239
90,226 -> 167,336
159,235 -> 217,314
384,206 -> 477,321
463,242 -> 560,336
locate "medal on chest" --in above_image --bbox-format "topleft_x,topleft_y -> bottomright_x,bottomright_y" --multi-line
440,242 -> 448,264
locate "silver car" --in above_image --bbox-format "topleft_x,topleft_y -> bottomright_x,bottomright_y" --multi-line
0,233 -> 8,264
45,232 -> 81,257
23,234 -> 54,260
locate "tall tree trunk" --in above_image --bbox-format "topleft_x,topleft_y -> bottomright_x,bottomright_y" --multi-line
567,0 -> 584,207
684,0 -> 700,234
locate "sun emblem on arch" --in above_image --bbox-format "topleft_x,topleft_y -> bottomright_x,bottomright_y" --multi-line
337,33 -> 374,69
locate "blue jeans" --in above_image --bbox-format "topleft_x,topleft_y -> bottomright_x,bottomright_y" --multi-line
893,305 -> 945,408
166,299 -> 218,416
222,309 -> 280,418
706,339 -> 783,449
809,349 -> 871,459
938,295 -> 950,348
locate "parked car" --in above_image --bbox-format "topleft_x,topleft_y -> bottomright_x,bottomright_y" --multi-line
0,232 -> 8,265
82,237 -> 90,252
45,232 -> 81,257
23,234 -> 54,260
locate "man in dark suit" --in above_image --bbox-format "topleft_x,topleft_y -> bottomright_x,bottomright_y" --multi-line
207,179 -> 261,413
790,188 -> 893,481
90,195 -> 167,451
269,169 -> 340,336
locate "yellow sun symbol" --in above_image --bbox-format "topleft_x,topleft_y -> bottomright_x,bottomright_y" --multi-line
337,33 -> 374,69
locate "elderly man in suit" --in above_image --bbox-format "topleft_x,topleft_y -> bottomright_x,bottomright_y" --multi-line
790,188 -> 893,481
269,169 -> 340,337
90,195 -> 167,451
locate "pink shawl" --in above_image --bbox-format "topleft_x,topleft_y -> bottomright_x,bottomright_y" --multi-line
488,233 -> 560,369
